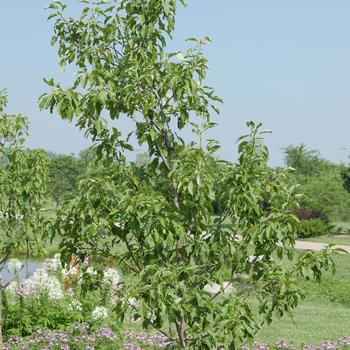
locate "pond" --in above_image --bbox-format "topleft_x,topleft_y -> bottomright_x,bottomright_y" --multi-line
1,260 -> 42,283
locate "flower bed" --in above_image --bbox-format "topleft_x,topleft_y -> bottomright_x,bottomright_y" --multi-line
3,258 -> 350,349
4,329 -> 350,350
3,325 -> 169,349
243,339 -> 350,350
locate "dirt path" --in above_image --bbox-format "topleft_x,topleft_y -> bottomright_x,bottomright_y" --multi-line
295,239 -> 350,253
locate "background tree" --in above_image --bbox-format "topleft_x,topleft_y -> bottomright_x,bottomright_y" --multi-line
41,1 -> 336,348
340,165 -> 350,194
283,144 -> 330,178
48,154 -> 84,205
298,167 -> 350,222
283,144 -> 350,223
46,148 -> 97,205
79,147 -> 97,164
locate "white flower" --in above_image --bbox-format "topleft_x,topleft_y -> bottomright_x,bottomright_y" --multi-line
6,281 -> 18,294
66,288 -> 74,297
127,298 -> 137,308
247,255 -> 263,263
83,256 -> 90,265
43,256 -> 61,272
86,267 -> 97,276
44,276 -> 64,300
103,268 -> 121,290
33,268 -> 48,279
62,265 -> 78,277
110,295 -> 119,306
113,222 -> 124,229
16,268 -> 48,298
17,269 -> 63,300
8,259 -> 22,274
68,299 -> 82,312
18,276 -> 40,298
92,306 -> 108,320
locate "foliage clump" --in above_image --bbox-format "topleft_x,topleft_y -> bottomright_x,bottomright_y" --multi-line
297,219 -> 332,238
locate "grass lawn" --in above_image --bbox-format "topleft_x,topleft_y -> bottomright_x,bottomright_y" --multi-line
256,302 -> 350,347
256,252 -> 350,346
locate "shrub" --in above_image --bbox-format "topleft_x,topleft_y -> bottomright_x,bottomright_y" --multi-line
297,219 -> 331,238
293,207 -> 329,223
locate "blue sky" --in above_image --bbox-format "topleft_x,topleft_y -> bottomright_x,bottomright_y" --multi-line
1,1 -> 350,165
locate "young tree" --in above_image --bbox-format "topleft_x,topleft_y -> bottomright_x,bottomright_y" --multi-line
0,89 -> 28,269
40,1 -> 336,348
0,90 -> 49,345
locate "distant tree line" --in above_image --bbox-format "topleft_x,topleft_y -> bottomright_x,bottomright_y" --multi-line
37,144 -> 350,223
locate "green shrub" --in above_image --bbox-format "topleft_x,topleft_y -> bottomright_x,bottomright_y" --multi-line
297,218 -> 332,238
297,168 -> 350,222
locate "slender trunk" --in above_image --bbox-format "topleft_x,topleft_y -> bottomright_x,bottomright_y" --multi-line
25,240 -> 29,278
176,311 -> 186,348
0,287 -> 3,349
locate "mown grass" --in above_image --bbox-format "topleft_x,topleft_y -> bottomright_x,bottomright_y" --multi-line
256,252 -> 350,346
301,253 -> 350,306
256,301 -> 350,347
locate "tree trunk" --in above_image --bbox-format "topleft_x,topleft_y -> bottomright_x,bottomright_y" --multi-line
176,311 -> 186,348
26,240 -> 29,278
0,287 -> 3,349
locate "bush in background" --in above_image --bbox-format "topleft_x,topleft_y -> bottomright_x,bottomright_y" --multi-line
297,218 -> 332,238
293,207 -> 329,223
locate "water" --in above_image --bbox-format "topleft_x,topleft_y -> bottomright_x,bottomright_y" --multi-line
1,260 -> 42,283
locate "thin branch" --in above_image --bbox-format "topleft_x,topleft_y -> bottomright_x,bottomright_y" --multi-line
124,238 -> 141,272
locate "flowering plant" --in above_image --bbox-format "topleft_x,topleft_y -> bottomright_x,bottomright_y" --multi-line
3,258 -> 123,339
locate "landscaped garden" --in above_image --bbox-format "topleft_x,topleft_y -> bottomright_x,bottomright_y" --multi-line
1,1 -> 350,349
1,247 -> 350,349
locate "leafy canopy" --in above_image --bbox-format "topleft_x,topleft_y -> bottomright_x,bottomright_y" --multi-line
41,1 -> 337,348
